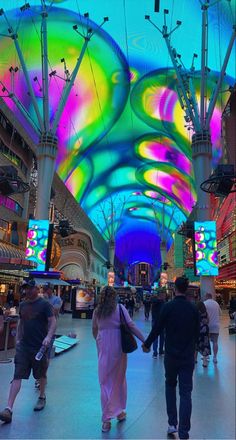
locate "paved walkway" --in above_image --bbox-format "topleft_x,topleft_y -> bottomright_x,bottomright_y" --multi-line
0,310 -> 235,439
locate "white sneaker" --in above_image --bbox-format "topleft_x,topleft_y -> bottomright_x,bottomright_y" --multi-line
167,425 -> 178,434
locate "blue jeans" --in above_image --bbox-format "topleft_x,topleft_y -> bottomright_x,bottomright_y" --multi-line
164,354 -> 194,439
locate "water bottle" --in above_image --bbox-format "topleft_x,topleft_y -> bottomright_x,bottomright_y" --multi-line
35,345 -> 47,361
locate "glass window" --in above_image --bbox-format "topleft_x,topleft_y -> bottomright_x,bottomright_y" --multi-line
0,195 -> 23,217
0,138 -> 27,176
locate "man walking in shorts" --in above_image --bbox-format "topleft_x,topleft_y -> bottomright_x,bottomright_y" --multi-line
0,279 -> 56,423
34,282 -> 62,390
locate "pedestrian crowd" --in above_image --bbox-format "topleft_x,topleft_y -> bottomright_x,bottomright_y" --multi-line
0,277 -> 223,439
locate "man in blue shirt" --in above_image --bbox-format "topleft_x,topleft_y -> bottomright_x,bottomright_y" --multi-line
43,283 -> 62,318
142,277 -> 199,440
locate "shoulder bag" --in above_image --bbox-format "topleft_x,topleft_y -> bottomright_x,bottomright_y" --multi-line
119,305 -> 138,353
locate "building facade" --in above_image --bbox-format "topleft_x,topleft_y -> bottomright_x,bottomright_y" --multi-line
49,174 -> 109,286
0,99 -> 109,301
0,98 -> 36,302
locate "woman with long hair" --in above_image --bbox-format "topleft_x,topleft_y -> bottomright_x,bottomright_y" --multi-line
195,300 -> 211,367
92,286 -> 145,432
186,292 -> 211,367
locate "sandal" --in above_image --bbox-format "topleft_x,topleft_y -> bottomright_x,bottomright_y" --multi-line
102,421 -> 111,432
117,411 -> 126,422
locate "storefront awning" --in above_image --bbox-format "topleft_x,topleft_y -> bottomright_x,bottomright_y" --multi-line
0,240 -> 36,270
33,277 -> 70,286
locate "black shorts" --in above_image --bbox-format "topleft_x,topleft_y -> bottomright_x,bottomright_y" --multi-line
14,346 -> 48,380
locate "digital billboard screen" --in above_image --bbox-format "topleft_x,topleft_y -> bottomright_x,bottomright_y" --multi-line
194,221 -> 219,276
26,220 -> 51,271
76,288 -> 95,310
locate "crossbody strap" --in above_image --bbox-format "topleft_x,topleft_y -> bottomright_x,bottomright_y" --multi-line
119,304 -> 127,325
119,305 -> 136,339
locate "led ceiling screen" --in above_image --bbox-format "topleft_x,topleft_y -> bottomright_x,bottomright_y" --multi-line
0,1 -> 235,266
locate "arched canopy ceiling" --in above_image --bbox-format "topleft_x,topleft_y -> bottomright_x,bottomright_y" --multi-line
0,0 -> 235,266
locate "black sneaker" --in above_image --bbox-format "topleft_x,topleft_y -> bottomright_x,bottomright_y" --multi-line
34,397 -> 46,411
152,353 -> 157,359
0,408 -> 12,423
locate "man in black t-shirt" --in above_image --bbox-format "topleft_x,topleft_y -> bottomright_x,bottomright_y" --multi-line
142,277 -> 199,440
0,280 -> 56,424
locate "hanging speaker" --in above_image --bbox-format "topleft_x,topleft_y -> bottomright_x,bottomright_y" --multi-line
214,178 -> 234,197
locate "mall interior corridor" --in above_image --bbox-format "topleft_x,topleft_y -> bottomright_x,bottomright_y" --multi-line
0,311 -> 235,440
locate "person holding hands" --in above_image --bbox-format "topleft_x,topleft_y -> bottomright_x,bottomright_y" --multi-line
142,277 -> 199,440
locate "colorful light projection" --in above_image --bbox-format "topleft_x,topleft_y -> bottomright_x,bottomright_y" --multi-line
135,133 -> 193,175
2,1 -> 236,267
76,135 -> 188,264
125,199 -> 185,231
131,69 -> 234,166
115,223 -> 162,266
89,185 -> 185,249
25,220 -> 50,271
137,164 -> 196,215
78,141 -> 145,210
194,221 -> 219,276
0,6 -> 130,180
143,191 -> 170,202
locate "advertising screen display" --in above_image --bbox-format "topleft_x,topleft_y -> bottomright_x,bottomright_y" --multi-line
184,237 -> 194,269
25,220 -> 50,271
194,221 -> 219,276
76,288 -> 95,310
160,272 -> 168,287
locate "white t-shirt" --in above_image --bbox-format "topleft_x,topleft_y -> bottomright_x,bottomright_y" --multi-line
204,299 -> 221,333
